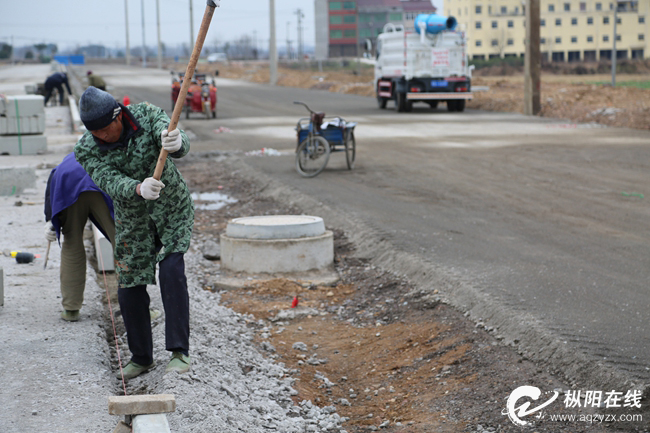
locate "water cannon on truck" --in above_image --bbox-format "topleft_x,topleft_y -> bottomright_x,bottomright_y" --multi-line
375,14 -> 473,112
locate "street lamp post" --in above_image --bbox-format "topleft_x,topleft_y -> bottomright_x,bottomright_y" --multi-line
189,0 -> 195,57
270,0 -> 278,85
611,1 -> 618,87
156,0 -> 163,69
141,0 -> 147,68
125,0 -> 131,66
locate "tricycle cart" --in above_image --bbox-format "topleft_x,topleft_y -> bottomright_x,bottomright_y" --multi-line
294,101 -> 356,178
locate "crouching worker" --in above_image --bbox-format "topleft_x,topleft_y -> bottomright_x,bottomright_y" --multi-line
44,152 -> 115,322
74,86 -> 194,380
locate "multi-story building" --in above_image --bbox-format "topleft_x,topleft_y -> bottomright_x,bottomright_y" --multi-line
315,0 -> 437,58
445,0 -> 648,61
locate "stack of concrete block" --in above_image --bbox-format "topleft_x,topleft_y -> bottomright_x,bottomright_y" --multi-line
0,95 -> 47,155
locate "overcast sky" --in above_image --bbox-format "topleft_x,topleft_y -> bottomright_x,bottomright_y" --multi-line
1,0 -> 442,51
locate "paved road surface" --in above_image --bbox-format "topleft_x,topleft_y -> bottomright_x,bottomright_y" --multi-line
95,64 -> 650,389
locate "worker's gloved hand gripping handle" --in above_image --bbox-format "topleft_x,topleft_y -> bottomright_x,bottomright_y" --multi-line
152,0 -> 220,181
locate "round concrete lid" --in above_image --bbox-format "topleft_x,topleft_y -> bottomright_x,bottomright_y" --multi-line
226,215 -> 326,239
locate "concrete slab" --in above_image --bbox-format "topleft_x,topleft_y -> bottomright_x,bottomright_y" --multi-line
0,135 -> 47,155
132,414 -> 171,433
0,114 -> 46,135
0,167 -> 36,195
213,268 -> 340,291
108,394 -> 176,416
0,95 -> 45,117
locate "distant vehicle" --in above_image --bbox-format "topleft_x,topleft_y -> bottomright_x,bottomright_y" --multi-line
207,53 -> 228,63
375,14 -> 473,112
171,72 -> 217,119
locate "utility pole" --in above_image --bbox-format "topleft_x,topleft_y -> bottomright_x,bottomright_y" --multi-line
189,0 -> 195,59
125,0 -> 131,66
156,0 -> 162,69
141,0 -> 147,68
356,9 -> 361,76
253,30 -> 257,59
286,21 -> 291,60
295,9 -> 304,63
611,1 -> 618,87
524,0 -> 541,115
11,35 -> 14,65
270,0 -> 278,85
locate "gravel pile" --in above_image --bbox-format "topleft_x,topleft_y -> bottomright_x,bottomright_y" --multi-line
117,248 -> 347,432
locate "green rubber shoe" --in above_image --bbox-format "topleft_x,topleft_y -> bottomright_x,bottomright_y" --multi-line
165,352 -> 191,374
61,310 -> 80,322
118,360 -> 155,380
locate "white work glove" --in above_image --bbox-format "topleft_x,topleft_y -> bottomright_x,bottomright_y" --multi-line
161,129 -> 182,153
44,221 -> 57,242
140,177 -> 165,200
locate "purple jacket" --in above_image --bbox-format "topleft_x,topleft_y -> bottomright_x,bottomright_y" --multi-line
44,152 -> 114,240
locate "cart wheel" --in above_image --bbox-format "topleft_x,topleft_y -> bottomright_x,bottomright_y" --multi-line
345,131 -> 356,170
296,135 -> 330,178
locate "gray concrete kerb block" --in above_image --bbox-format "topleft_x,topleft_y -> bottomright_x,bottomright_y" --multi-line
132,414 -> 171,433
108,394 -> 176,416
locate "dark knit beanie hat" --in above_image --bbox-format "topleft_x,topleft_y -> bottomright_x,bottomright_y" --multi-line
79,86 -> 121,131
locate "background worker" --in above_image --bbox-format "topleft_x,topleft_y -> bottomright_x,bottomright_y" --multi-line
44,152 -> 115,322
43,71 -> 72,106
86,70 -> 106,91
74,86 -> 194,380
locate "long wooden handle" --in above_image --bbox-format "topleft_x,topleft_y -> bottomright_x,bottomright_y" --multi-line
153,2 -> 217,180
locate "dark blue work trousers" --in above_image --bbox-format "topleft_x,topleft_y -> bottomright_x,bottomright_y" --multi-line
117,252 -> 189,366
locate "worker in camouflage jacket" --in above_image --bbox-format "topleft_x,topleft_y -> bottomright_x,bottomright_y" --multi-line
74,86 -> 194,380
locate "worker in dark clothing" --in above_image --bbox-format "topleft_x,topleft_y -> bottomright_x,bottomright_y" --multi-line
43,72 -> 72,106
44,152 -> 115,322
87,70 -> 106,91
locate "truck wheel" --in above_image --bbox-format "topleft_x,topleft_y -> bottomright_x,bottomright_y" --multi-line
377,95 -> 387,109
456,100 -> 466,112
405,100 -> 413,112
447,100 -> 457,112
397,92 -> 407,112
427,101 -> 439,109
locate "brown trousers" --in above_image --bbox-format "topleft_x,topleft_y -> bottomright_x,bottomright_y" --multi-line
57,191 -> 115,311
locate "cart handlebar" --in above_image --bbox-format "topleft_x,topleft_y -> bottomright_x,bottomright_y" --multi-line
293,101 -> 315,114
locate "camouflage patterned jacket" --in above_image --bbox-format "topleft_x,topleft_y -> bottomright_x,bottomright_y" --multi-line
74,102 -> 194,287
